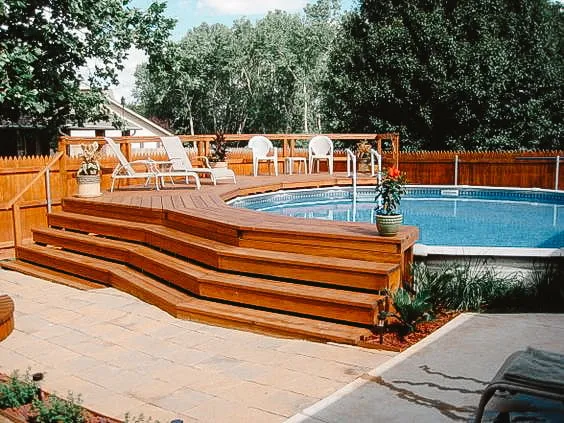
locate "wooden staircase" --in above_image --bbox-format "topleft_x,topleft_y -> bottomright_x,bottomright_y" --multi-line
2,195 -> 419,346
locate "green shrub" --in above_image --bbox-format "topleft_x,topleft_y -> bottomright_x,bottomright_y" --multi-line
0,370 -> 39,409
413,260 -> 515,312
413,260 -> 564,313
32,392 -> 85,423
388,288 -> 432,335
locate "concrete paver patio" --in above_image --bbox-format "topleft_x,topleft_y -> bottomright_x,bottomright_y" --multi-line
0,268 -> 396,422
2,268 -> 564,422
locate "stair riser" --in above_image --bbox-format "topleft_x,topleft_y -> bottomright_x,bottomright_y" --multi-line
220,256 -> 389,291
238,235 -> 401,261
62,199 -> 164,225
165,212 -> 240,245
16,247 -> 111,284
199,282 -> 377,325
49,214 -> 148,244
175,305 -> 360,345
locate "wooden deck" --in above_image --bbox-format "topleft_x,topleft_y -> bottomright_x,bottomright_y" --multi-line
3,172 -> 418,346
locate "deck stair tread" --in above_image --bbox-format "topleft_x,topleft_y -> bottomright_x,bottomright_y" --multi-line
48,211 -> 397,278
1,259 -> 106,290
14,244 -> 374,345
31,227 -> 384,325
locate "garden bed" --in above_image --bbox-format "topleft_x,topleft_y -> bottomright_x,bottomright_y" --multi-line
359,311 -> 462,351
0,373 -> 121,423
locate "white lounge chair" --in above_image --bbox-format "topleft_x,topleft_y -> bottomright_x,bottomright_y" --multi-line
160,136 -> 236,185
308,135 -> 334,175
105,137 -> 200,191
248,136 -> 278,176
104,137 -> 162,192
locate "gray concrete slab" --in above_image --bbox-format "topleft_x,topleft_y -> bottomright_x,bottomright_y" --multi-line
0,268 -> 395,422
287,313 -> 564,422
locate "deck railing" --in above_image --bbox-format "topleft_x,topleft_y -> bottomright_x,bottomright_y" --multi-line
0,133 -> 562,249
0,151 -> 64,248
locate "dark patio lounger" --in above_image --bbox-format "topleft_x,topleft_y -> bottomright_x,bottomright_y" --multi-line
474,347 -> 564,422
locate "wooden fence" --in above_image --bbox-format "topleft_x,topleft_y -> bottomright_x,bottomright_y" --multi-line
0,133 -> 562,248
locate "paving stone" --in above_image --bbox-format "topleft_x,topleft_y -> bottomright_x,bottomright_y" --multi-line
186,397 -> 286,423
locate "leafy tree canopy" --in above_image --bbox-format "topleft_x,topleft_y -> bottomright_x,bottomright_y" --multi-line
134,0 -> 342,135
0,0 -> 175,129
324,0 -> 563,150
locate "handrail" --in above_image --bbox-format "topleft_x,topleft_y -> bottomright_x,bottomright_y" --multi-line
0,151 -> 64,248
345,148 -> 357,222
370,148 -> 382,184
1,151 -> 64,210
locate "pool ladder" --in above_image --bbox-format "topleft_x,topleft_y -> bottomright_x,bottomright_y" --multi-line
345,148 -> 383,222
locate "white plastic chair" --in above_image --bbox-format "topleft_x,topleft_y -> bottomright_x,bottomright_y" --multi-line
308,135 -> 334,175
248,136 -> 278,176
160,136 -> 236,185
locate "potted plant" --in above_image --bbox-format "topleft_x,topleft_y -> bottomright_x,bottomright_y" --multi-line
355,141 -> 372,173
374,166 -> 407,236
208,131 -> 228,168
76,141 -> 102,197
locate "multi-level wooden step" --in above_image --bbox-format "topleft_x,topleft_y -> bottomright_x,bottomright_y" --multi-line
61,197 -> 414,284
48,211 -> 399,290
30,228 -> 386,325
13,245 -> 374,345
1,260 -> 106,290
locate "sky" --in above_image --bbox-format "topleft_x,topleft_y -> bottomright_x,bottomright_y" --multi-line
111,0 -> 356,102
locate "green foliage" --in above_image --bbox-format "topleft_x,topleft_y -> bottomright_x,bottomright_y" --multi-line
32,393 -> 85,423
413,260 -> 564,313
0,0 -> 175,131
77,142 -> 102,176
413,260 -> 514,311
0,370 -> 39,409
324,0 -> 563,150
375,167 -> 407,215
134,0 -> 342,134
388,288 -> 432,334
209,131 -> 228,162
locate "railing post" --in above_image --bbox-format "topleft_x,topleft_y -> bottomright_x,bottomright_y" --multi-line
45,168 -> 52,213
454,155 -> 459,186
556,156 -> 560,190
58,136 -> 68,198
11,203 -> 22,247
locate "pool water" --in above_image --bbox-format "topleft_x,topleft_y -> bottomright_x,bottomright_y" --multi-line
229,187 -> 564,249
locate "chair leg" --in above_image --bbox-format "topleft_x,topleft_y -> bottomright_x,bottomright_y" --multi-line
274,159 -> 278,176
474,387 -> 498,423
111,178 -> 116,192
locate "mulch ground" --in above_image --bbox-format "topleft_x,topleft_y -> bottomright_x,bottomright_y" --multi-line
359,311 -> 462,351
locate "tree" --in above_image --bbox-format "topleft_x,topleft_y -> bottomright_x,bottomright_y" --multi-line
134,0 -> 341,135
324,0 -> 563,150
0,0 -> 175,153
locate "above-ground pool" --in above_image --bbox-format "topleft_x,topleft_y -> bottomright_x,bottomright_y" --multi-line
229,186 -> 564,251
